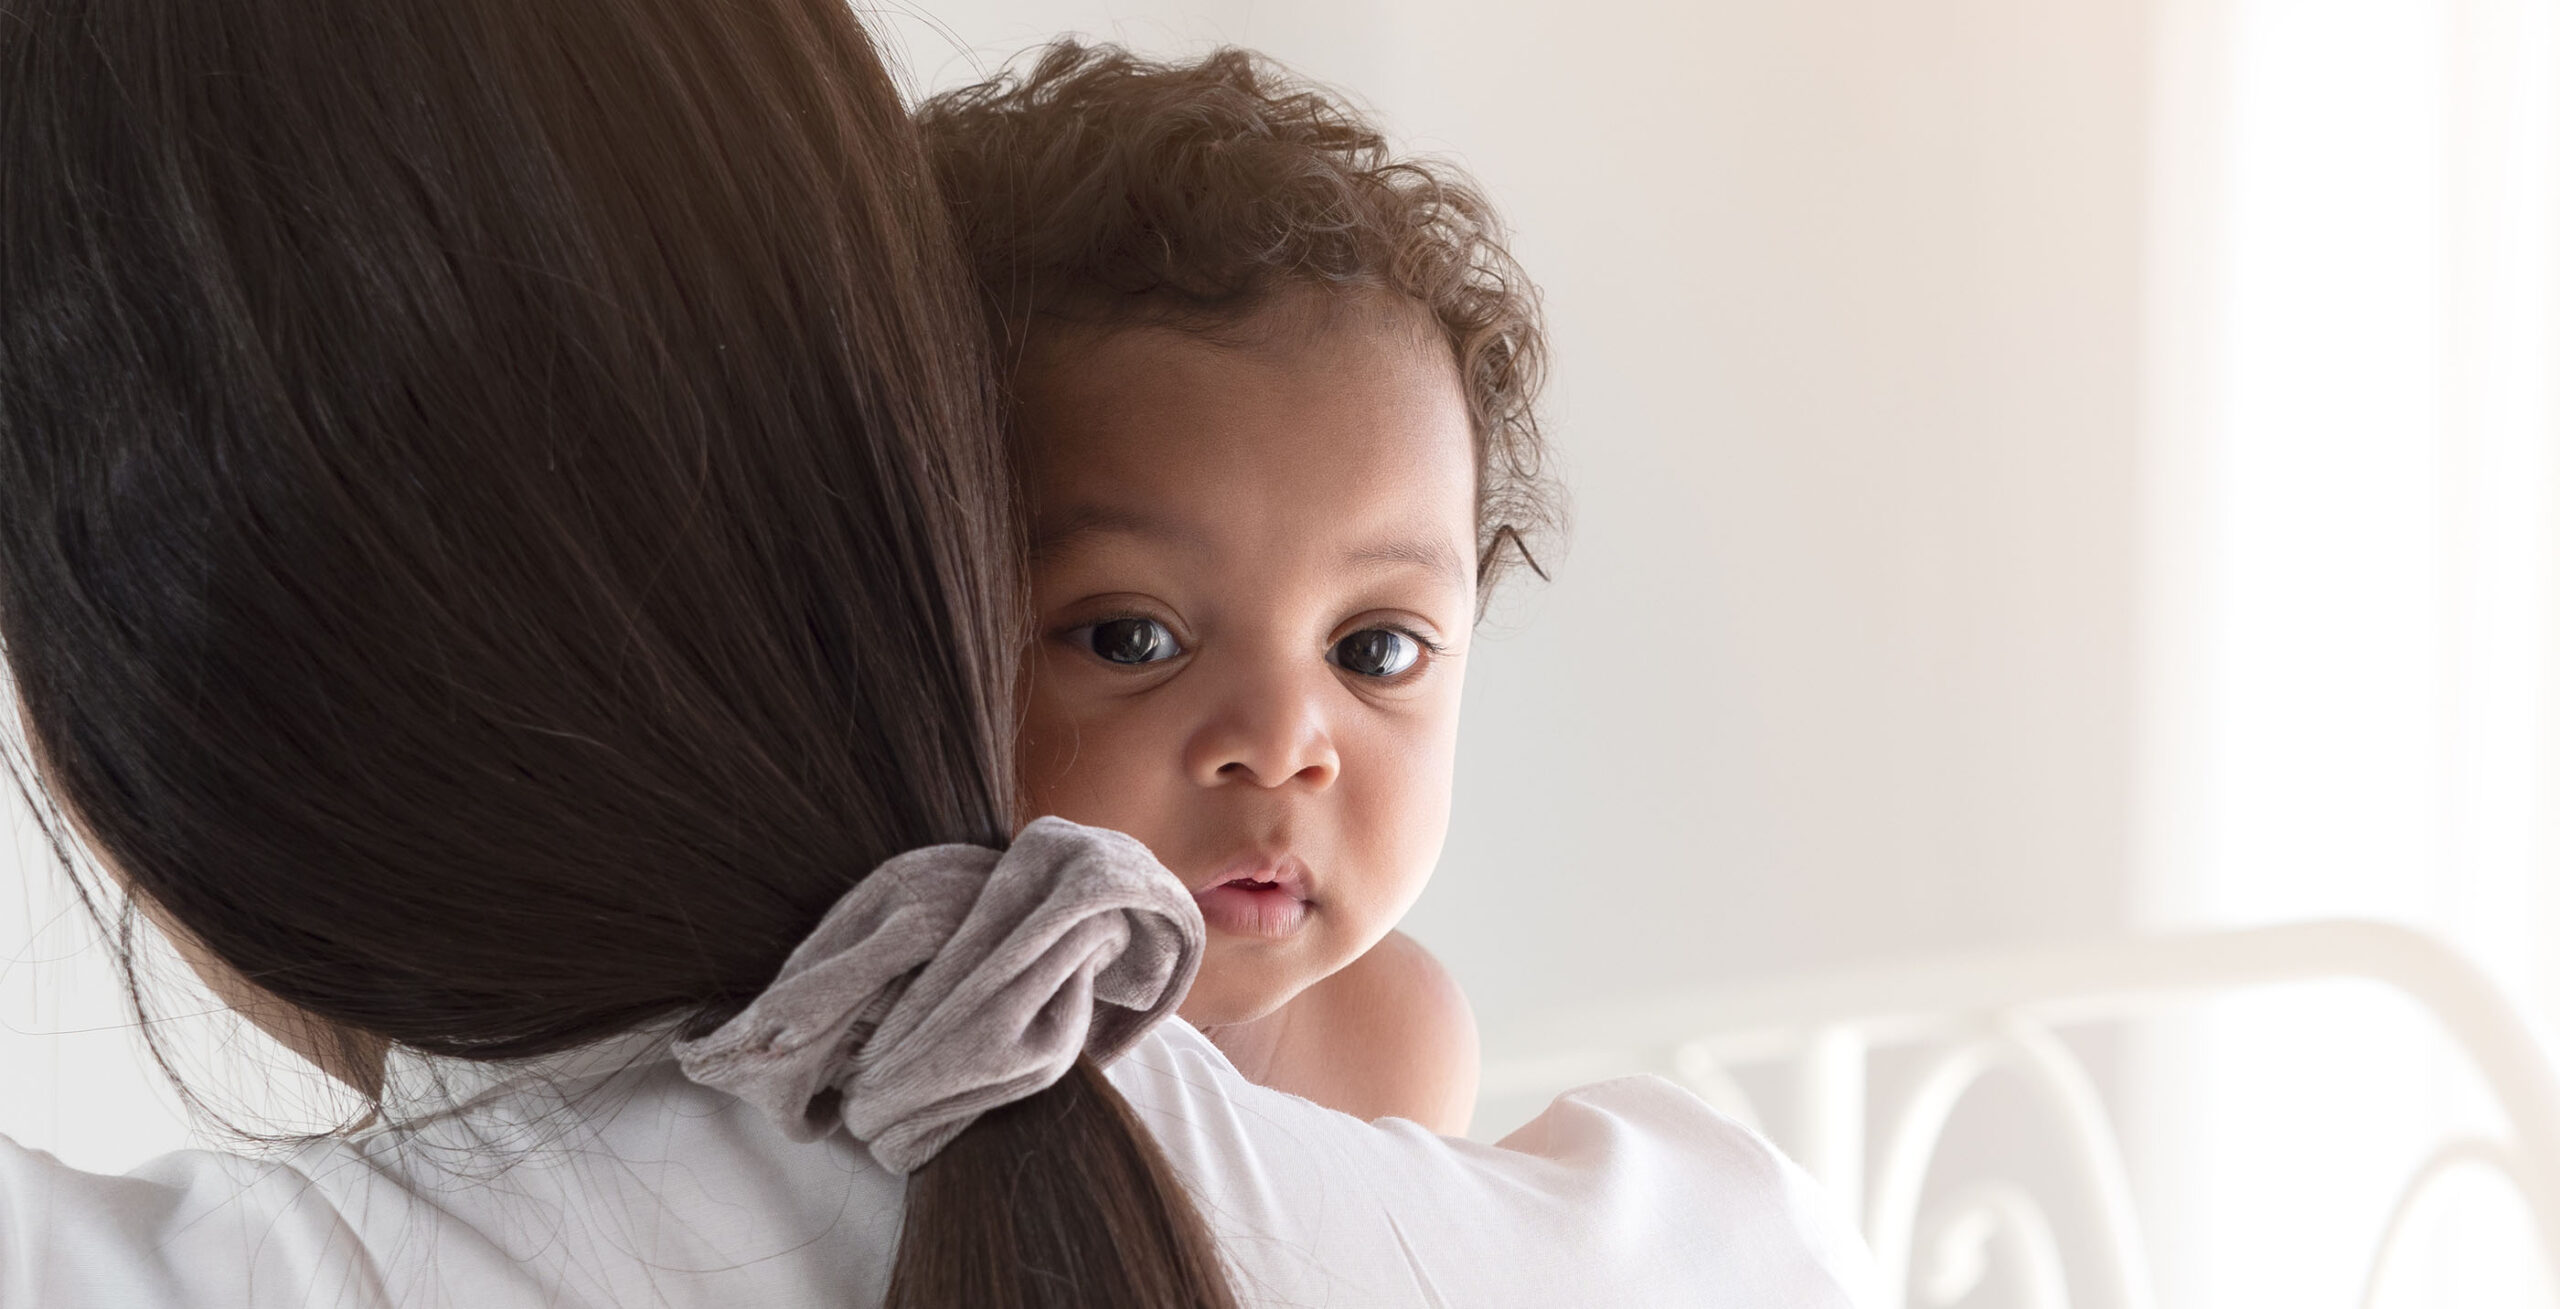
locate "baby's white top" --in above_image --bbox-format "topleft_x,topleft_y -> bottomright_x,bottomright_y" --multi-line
0,1017 -> 1876,1307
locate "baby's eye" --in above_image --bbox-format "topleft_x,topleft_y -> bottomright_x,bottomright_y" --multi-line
1330,628 -> 1422,679
1084,617 -> 1182,666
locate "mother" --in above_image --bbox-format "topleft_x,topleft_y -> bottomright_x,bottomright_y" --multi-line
0,0 -> 1871,1304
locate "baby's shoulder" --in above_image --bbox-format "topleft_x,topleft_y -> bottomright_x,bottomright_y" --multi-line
1278,930 -> 1480,1133
1309,930 -> 1474,1048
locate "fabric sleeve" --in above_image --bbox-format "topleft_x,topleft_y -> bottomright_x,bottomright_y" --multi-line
1109,1020 -> 1881,1308
0,1133 -> 385,1309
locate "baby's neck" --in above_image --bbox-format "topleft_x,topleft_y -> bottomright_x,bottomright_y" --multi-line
1193,1002 -> 1301,1084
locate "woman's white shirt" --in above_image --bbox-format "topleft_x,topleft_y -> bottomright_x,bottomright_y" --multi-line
0,1018 -> 1877,1307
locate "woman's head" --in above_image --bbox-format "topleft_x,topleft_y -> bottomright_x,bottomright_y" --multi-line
0,0 -> 1228,1302
1,0 -> 1012,1059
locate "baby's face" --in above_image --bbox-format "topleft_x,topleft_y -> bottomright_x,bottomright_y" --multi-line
1016,302 -> 1477,1027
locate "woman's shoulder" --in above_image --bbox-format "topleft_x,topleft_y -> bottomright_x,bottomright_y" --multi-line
0,1130 -> 396,1307
1111,1020 -> 1880,1307
0,1059 -> 902,1308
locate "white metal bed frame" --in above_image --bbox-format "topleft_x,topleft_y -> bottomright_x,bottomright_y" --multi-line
1477,921 -> 2560,1309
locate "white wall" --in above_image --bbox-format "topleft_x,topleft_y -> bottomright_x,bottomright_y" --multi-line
0,1 -> 2160,1175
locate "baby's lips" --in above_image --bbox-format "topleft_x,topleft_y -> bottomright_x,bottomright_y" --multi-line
1191,850 -> 1313,902
1191,877 -> 1313,939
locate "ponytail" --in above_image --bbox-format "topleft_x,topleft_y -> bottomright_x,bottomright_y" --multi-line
895,1063 -> 1237,1309
0,0 -> 1232,1303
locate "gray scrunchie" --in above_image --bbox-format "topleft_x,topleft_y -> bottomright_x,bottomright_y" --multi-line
672,816 -> 1204,1174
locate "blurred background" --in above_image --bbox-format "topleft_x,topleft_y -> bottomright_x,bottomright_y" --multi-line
8,0 -> 2560,1305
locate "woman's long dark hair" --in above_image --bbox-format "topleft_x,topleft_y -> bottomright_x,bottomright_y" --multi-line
0,0 -> 1232,1304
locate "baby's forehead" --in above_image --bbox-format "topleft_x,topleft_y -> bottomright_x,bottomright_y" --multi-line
1020,285 -> 1449,391
1014,303 -> 1479,588
1016,307 -> 1470,478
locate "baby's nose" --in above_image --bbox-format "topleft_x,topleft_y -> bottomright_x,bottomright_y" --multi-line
1185,683 -> 1339,791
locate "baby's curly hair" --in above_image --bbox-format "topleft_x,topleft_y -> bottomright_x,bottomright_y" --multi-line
919,41 -> 1563,601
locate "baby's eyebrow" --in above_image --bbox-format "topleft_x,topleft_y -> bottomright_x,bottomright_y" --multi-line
1029,504 -> 1208,560
1346,535 -> 1470,590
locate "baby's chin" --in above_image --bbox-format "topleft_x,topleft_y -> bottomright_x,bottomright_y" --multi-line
1174,939 -> 1332,1029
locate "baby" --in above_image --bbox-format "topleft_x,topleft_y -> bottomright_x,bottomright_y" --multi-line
921,43 -> 1559,1136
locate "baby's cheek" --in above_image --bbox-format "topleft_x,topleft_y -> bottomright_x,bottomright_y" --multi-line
1016,690 -> 1178,847
1335,728 -> 1459,937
